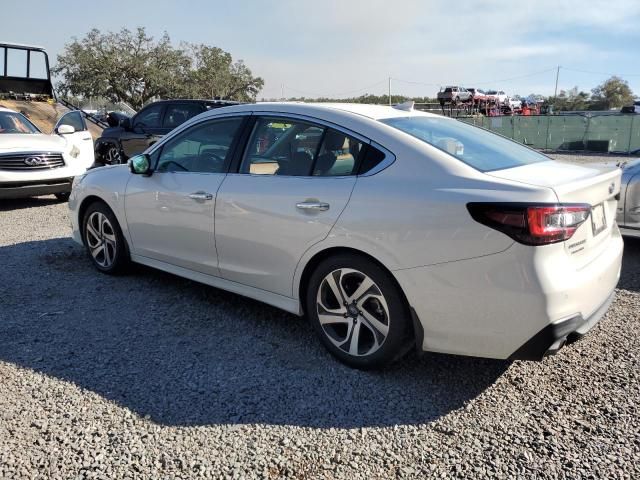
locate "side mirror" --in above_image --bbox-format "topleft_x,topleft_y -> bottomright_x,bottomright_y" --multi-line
120,117 -> 131,130
129,154 -> 152,175
57,124 -> 75,135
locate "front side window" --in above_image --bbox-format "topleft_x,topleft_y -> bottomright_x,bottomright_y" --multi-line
133,104 -> 164,129
0,111 -> 40,134
381,116 -> 547,172
155,118 -> 243,173
163,104 -> 204,128
58,111 -> 86,132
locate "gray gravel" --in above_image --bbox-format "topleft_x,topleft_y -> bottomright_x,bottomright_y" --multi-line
1,155 -> 639,479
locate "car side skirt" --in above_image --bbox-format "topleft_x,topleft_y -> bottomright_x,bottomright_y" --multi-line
131,254 -> 303,315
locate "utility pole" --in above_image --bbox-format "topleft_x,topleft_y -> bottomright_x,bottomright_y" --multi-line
388,77 -> 391,105
553,66 -> 560,99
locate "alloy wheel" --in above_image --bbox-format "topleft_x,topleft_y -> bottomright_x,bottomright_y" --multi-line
316,268 -> 391,357
85,211 -> 117,268
106,146 -> 122,165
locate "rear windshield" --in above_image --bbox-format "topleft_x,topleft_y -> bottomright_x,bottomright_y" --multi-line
0,111 -> 40,134
380,116 -> 548,172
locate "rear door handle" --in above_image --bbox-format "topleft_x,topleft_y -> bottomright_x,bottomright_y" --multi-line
188,191 -> 213,201
296,201 -> 330,211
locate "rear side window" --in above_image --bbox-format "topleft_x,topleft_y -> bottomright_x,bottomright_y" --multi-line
163,104 -> 204,128
358,145 -> 386,174
312,129 -> 364,176
381,116 -> 547,172
241,118 -> 324,175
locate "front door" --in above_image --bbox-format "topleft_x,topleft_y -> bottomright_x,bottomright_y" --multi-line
55,111 -> 94,169
215,116 -> 364,297
125,116 -> 246,275
121,103 -> 166,160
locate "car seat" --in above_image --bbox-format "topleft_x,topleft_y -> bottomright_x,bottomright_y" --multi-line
314,131 -> 348,175
277,151 -> 314,176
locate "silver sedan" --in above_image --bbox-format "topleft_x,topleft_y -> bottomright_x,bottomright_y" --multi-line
618,158 -> 640,238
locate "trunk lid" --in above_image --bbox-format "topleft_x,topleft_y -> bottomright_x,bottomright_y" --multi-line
487,160 -> 622,265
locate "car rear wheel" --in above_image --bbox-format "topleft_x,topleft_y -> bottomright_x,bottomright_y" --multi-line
82,202 -> 129,274
306,254 -> 411,369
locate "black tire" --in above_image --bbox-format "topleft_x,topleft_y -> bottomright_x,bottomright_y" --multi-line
306,253 -> 411,369
54,192 -> 70,201
82,201 -> 130,274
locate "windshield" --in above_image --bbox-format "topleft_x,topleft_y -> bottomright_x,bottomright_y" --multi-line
380,116 -> 549,172
0,111 -> 40,134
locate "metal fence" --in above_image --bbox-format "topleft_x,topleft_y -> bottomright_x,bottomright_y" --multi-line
457,114 -> 640,154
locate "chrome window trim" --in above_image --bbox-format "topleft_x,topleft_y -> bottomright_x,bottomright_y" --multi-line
251,111 -> 371,145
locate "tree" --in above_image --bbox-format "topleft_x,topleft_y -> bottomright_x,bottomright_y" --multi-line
550,86 -> 591,111
53,28 -> 263,109
184,45 -> 264,101
590,76 -> 635,110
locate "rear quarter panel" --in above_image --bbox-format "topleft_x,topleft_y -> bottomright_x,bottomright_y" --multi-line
320,140 -> 558,271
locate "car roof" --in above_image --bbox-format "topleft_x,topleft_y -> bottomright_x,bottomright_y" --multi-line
199,102 -> 441,121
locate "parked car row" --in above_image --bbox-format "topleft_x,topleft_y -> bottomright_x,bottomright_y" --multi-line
437,86 -> 518,106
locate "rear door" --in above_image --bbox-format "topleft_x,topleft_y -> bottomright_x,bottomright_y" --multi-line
214,115 -> 365,297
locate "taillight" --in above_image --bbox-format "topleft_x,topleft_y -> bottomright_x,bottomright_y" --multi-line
467,203 -> 591,246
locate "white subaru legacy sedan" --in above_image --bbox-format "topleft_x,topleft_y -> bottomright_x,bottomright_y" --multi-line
69,102 -> 623,369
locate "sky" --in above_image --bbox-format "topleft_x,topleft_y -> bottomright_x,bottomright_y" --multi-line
2,0 -> 640,100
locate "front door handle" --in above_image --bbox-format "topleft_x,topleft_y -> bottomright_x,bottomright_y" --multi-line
296,201 -> 330,211
188,191 -> 213,201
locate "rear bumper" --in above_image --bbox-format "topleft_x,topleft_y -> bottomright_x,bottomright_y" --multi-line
509,290 -> 615,360
394,227 -> 623,359
0,178 -> 73,199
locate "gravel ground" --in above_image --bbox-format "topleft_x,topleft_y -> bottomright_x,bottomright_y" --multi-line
1,155 -> 639,479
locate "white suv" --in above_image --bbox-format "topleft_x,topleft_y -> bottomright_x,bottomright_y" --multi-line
0,107 -> 95,200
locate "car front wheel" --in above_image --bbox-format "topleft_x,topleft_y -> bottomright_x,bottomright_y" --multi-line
82,202 -> 129,274
306,254 -> 411,369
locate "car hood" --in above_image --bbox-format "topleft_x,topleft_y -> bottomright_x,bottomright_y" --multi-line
0,133 -> 67,152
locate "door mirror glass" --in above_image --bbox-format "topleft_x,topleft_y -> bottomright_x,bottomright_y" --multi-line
129,154 -> 151,175
57,124 -> 75,134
